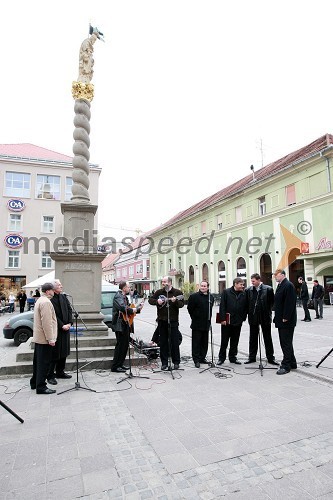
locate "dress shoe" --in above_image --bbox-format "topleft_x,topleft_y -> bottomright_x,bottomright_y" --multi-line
30,385 -> 36,390
315,316 -> 320,319
290,364 -> 298,370
276,368 -> 290,375
301,319 -> 306,321
200,359 -> 209,364
56,373 -> 72,379
47,378 -> 58,385
121,365 -> 130,370
161,365 -> 168,371
244,359 -> 256,364
111,367 -> 126,373
267,359 -> 279,366
173,364 -> 180,370
216,360 -> 225,365
319,317 -> 323,319
304,319 -> 311,322
230,359 -> 242,365
195,362 -> 200,368
37,388 -> 56,394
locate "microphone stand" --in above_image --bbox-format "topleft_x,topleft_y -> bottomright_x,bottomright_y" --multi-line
0,400 -> 24,423
117,303 -> 150,384
58,295 -> 96,394
245,288 -> 275,377
200,291 -> 231,374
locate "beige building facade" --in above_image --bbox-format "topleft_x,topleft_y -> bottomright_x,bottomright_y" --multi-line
0,144 -> 101,295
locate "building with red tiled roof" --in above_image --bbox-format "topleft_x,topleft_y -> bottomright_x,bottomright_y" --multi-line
0,143 -> 101,293
149,134 -> 333,301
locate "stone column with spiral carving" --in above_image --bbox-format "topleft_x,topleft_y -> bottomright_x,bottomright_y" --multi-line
71,97 -> 92,203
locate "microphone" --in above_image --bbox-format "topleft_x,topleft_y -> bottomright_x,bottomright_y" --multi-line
63,292 -> 72,297
164,285 -> 169,292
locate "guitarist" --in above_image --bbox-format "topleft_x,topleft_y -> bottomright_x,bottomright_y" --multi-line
149,276 -> 184,370
111,281 -> 143,373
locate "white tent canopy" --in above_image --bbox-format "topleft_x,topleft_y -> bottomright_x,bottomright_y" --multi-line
23,271 -> 55,289
23,272 -> 112,290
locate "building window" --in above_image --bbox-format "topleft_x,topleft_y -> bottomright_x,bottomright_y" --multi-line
235,206 -> 242,223
129,265 -> 134,276
65,177 -> 73,201
168,259 -> 172,270
41,252 -> 53,269
188,226 -> 193,237
116,269 -> 121,278
8,214 -> 22,231
216,214 -> 223,230
122,268 -> 127,277
286,184 -> 296,206
7,250 -> 20,268
42,215 -> 55,233
36,175 -> 60,200
258,196 -> 266,216
201,220 -> 207,235
136,264 -> 143,273
5,172 -> 31,198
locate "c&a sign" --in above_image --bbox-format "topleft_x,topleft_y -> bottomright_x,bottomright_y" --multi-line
7,199 -> 25,212
4,234 -> 24,248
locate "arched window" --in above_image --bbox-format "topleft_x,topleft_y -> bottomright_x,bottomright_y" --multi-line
236,257 -> 247,286
260,253 -> 272,286
189,265 -> 194,284
218,260 -> 226,293
202,263 -> 208,282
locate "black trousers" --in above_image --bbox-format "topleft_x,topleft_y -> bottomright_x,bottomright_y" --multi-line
158,320 -> 180,366
302,299 -> 311,320
248,323 -> 275,361
192,329 -> 209,363
112,326 -> 129,370
47,357 -> 67,379
278,327 -> 296,371
30,343 -> 54,392
218,324 -> 242,361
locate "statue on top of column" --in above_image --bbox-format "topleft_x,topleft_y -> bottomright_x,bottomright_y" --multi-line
78,25 -> 104,84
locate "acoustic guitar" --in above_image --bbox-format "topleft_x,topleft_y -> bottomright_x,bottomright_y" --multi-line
120,297 -> 146,326
158,294 -> 184,308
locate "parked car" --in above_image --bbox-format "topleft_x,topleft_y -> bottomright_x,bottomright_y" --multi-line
3,283 -> 118,346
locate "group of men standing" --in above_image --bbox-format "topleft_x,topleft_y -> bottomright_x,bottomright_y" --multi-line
30,280 -> 72,394
146,271 -> 300,375
173,270 -> 296,375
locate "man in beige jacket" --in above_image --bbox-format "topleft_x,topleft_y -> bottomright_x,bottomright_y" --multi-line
30,282 -> 58,394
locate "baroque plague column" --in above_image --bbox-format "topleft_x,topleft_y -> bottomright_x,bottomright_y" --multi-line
51,27 -> 107,334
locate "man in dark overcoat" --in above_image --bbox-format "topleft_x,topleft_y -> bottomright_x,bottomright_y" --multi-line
187,280 -> 214,368
273,269 -> 297,375
47,279 -> 73,384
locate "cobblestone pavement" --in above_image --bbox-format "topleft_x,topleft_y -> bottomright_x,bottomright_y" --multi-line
1,305 -> 333,498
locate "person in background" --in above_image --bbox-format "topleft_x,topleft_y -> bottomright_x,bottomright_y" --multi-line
17,290 -> 27,313
8,292 -> 16,313
27,291 -> 35,311
273,269 -> 297,375
312,279 -> 324,319
298,277 -> 311,322
187,280 -> 214,368
30,282 -> 57,394
217,278 -> 247,365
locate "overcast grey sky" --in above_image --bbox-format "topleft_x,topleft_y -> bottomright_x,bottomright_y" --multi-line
2,0 -> 333,240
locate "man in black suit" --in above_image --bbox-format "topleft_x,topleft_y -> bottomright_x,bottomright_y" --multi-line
187,280 -> 214,368
47,279 -> 73,384
217,278 -> 247,365
273,269 -> 297,375
245,273 -> 278,365
298,276 -> 311,322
